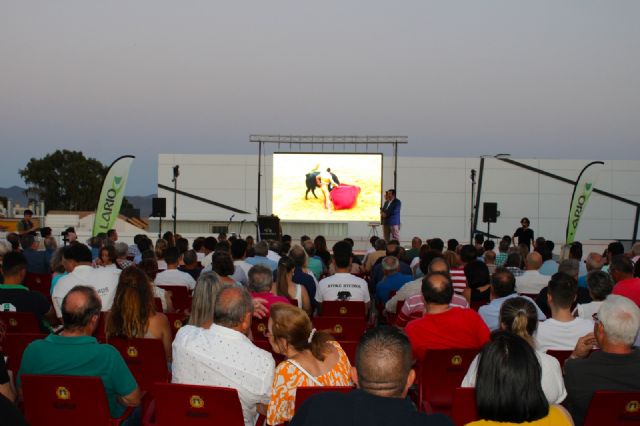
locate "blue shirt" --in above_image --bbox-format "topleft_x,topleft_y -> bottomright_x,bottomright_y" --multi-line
478,293 -> 547,331
246,256 -> 278,272
538,260 -> 559,276
293,267 -> 317,304
375,272 -> 413,304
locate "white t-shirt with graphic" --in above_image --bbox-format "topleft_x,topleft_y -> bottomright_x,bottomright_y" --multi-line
315,273 -> 370,303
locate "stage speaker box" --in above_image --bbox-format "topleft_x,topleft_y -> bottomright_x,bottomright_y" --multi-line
151,198 -> 167,218
483,202 -> 498,223
258,215 -> 282,241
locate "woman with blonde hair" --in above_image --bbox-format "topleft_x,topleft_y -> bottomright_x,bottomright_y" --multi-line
462,297 -> 566,404
187,271 -> 227,328
105,267 -> 172,363
155,239 -> 168,270
275,256 -> 311,315
266,303 -> 352,425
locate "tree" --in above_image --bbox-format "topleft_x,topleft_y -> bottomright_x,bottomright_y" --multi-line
19,150 -> 107,212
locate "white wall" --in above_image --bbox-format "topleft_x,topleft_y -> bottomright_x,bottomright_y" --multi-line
157,154 -> 640,245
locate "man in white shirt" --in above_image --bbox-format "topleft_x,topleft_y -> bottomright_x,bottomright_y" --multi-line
52,243 -> 121,318
536,272 -> 593,351
316,241 -> 370,312
155,247 -> 196,290
515,252 -> 550,295
172,286 -> 274,426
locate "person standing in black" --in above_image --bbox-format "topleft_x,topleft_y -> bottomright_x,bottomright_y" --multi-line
16,209 -> 38,237
513,217 -> 534,251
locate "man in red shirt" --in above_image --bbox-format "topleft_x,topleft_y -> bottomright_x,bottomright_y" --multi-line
405,272 -> 490,361
610,255 -> 640,307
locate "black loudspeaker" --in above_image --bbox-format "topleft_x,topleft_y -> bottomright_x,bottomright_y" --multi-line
258,215 -> 281,241
151,198 -> 167,218
483,202 -> 498,223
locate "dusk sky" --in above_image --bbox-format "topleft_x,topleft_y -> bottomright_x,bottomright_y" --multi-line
2,1 -> 639,196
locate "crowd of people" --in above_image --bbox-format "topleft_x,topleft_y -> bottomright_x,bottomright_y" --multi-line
1,220 -> 640,425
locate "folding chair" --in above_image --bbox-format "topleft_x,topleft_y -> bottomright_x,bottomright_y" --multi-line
312,317 -> 366,341
21,374 -> 135,426
583,390 -> 640,426
418,348 -> 480,416
107,337 -> 170,392
144,382 -> 245,426
451,387 -> 478,426
2,332 -> 46,373
320,301 -> 366,318
0,311 -> 41,334
156,285 -> 191,312
294,386 -> 353,411
164,312 -> 188,340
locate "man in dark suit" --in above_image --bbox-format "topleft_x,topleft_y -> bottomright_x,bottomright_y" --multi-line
381,189 -> 401,242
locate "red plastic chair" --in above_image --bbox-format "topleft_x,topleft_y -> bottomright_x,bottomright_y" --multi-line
24,272 -> 54,303
157,285 -> 191,312
320,301 -> 366,318
144,382 -> 245,426
251,317 -> 270,342
153,297 -> 163,312
2,332 -> 47,373
0,311 -> 41,333
583,390 -> 640,426
312,317 -> 366,341
21,374 -> 135,426
545,350 -> 573,367
107,337 -> 170,392
252,339 -> 285,365
451,387 -> 478,426
164,312 -> 188,341
93,311 -> 109,341
294,386 -> 353,411
337,340 -> 358,365
418,348 -> 480,416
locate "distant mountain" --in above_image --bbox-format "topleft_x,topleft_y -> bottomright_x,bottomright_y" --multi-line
0,186 -> 156,217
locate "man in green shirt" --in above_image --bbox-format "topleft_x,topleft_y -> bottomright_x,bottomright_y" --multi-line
17,285 -> 140,419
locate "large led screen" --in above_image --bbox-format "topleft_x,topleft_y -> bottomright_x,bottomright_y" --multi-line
272,153 -> 382,221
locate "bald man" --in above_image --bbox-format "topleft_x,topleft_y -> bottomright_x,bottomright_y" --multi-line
290,326 -> 453,426
515,252 -> 550,295
17,286 -> 140,420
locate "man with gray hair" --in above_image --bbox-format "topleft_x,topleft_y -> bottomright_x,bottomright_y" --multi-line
564,295 -> 640,425
172,285 -> 274,426
290,326 -> 453,425
577,252 -> 604,288
375,256 -> 412,305
246,240 -> 278,272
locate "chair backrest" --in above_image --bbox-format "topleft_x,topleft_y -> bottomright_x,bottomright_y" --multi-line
157,285 -> 191,312
153,297 -> 163,312
419,348 -> 480,415
164,312 -> 187,340
2,332 -> 47,373
252,339 -> 285,365
451,387 -> 478,426
321,301 -> 366,318
294,386 -> 353,411
24,273 -> 54,303
0,311 -> 41,333
312,316 -> 366,341
583,390 -> 640,426
470,300 -> 487,312
150,382 -> 245,426
107,337 -> 169,392
21,374 -> 113,426
545,350 -> 573,367
93,311 -> 109,340
251,317 -> 269,342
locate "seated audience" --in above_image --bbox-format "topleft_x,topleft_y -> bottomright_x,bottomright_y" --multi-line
0,320 -> 28,425
155,239 -> 169,270
495,239 -> 509,267
289,326 -> 453,426
0,252 -> 58,331
20,234 -> 49,273
466,332 -> 572,425
463,297 -> 566,404
302,240 -> 324,280
364,238 -> 386,273
574,270 -> 614,320
288,244 -> 318,305
105,267 -> 172,363
610,254 -> 640,307
537,244 -> 558,276
18,286 -> 141,420
504,252 -> 524,277
536,273 -> 593,351
369,241 -> 412,286
463,260 -> 491,303
178,249 -> 202,281
405,272 -> 490,361
275,256 -> 312,315
385,255 -> 447,314
315,241 -> 370,311
172,286 -> 275,426
246,241 -> 279,272
564,295 -> 640,426
478,268 -> 545,331
515,252 -> 548,295
229,240 -> 249,285
114,242 -> 135,269
209,251 -> 239,285
248,264 -> 292,312
266,303 -> 352,425
96,245 -> 117,269
154,247 -> 196,290
577,252 -> 604,288
375,256 -> 412,305
52,243 -> 121,318
484,249 -> 497,274
186,271 -> 227,328
452,245 -> 476,294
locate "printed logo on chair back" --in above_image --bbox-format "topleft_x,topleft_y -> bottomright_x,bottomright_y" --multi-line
339,306 -> 347,315
127,346 -> 139,358
626,400 -> 640,413
190,395 -> 204,409
56,386 -> 70,400
173,319 -> 183,329
451,355 -> 463,366
9,318 -> 17,327
258,323 -> 266,333
334,324 -> 343,334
